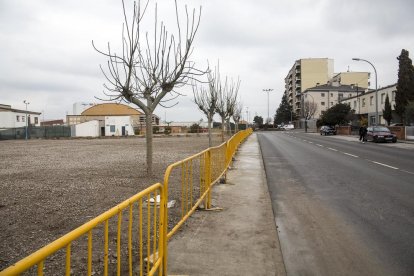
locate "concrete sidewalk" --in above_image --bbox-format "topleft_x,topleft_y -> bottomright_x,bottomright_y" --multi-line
167,134 -> 286,276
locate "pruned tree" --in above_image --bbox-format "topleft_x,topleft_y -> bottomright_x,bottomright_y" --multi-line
193,62 -> 220,147
216,77 -> 240,141
383,94 -> 392,126
232,101 -> 243,132
303,101 -> 318,120
93,0 -> 203,175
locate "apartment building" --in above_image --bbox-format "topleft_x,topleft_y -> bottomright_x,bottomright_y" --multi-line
285,58 -> 334,115
284,58 -> 369,117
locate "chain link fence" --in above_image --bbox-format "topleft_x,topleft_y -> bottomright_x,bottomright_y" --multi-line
0,126 -> 71,140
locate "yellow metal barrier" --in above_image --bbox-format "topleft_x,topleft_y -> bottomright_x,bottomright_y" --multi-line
1,129 -> 252,275
0,183 -> 165,276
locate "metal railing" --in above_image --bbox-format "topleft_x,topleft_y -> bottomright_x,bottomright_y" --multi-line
1,129 -> 252,275
0,184 -> 165,276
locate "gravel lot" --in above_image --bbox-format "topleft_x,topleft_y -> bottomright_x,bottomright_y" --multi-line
0,134 -> 224,272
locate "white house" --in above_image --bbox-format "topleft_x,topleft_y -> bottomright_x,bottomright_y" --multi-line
104,116 -> 134,136
71,120 -> 101,137
0,104 -> 41,128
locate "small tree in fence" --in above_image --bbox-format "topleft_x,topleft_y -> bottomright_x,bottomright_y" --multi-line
93,0 -> 203,175
216,77 -> 240,141
232,101 -> 243,133
193,62 -> 220,147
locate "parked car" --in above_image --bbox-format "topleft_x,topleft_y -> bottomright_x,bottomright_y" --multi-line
281,124 -> 294,130
366,126 -> 397,143
320,125 -> 337,135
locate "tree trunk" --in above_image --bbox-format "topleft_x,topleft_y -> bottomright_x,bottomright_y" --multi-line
221,117 -> 225,142
207,116 -> 212,147
226,118 -> 231,136
146,112 -> 153,176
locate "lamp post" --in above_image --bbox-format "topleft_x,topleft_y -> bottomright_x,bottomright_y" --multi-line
303,93 -> 315,133
23,100 -> 30,140
263,89 -> 273,124
352,58 -> 378,126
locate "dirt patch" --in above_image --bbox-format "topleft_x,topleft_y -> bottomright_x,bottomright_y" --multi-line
0,134 -> 225,272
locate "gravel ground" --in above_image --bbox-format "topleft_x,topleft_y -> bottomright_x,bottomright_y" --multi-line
0,134 -> 225,272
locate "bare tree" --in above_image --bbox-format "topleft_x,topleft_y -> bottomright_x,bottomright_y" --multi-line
93,0 -> 203,175
216,77 -> 240,141
303,101 -> 318,119
192,62 -> 221,147
232,101 -> 243,132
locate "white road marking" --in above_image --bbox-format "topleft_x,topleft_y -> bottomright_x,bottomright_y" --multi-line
328,147 -> 338,151
308,141 -> 313,144
343,152 -> 359,158
316,144 -> 323,147
400,170 -> 414,175
371,161 -> 399,170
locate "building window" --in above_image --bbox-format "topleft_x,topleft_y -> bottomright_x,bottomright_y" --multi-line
16,115 -> 20,122
338,93 -> 343,100
370,96 -> 374,106
321,102 -> 325,106
321,93 -> 325,97
330,102 -> 333,106
35,117 -> 39,124
392,91 -> 396,101
22,116 -> 25,122
353,101 -> 357,109
381,93 -> 385,104
110,125 -> 115,132
362,98 -> 366,107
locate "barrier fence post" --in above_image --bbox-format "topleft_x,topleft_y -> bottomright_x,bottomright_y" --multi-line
206,150 -> 212,209
161,179 -> 168,275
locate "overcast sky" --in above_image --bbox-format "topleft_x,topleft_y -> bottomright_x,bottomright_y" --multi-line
1,0 -> 413,122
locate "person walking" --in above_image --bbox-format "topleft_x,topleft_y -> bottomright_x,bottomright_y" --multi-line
359,125 -> 367,143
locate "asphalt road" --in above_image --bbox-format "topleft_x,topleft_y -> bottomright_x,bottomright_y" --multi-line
257,131 -> 414,276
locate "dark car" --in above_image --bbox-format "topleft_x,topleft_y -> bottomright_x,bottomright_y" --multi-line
320,125 -> 337,135
366,126 -> 397,143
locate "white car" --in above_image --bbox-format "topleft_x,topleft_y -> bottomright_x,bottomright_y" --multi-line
282,124 -> 294,130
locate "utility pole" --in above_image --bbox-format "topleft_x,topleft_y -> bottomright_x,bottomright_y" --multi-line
23,100 -> 30,140
263,88 -> 273,124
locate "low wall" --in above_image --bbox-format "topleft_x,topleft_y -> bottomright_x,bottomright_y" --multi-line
336,126 -> 351,135
388,126 -> 405,140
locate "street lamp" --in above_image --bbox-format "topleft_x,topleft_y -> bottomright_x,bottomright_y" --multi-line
263,88 -> 273,124
23,100 -> 30,140
303,93 -> 315,132
352,58 -> 378,126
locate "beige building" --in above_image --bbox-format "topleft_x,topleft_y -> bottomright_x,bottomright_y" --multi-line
285,58 -> 334,115
303,83 -> 366,119
284,58 -> 369,117
331,72 -> 369,88
340,83 -> 397,125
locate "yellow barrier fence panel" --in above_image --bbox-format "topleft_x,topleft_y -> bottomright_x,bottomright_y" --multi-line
0,183 -> 165,276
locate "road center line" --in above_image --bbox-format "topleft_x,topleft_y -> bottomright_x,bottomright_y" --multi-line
328,147 -> 338,151
343,152 -> 359,158
308,141 -> 313,144
316,144 -> 323,147
371,161 -> 399,170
